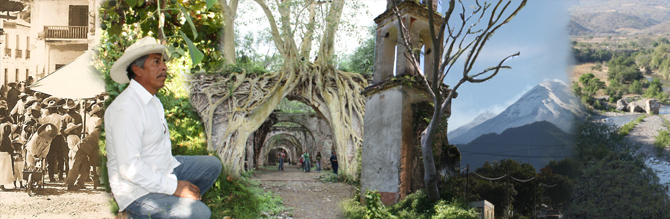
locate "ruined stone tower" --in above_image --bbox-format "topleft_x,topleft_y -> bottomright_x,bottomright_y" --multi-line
361,0 -> 445,206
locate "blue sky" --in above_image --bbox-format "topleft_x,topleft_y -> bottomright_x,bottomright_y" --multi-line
439,0 -> 574,132
363,0 -> 573,132
238,0 -> 575,132
445,1 -> 571,130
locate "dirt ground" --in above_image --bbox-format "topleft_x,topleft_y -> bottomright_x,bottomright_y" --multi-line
0,181 -> 114,219
569,63 -> 609,86
252,164 -> 357,219
0,165 -> 356,219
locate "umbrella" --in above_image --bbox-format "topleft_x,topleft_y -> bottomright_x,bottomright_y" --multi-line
29,50 -> 105,99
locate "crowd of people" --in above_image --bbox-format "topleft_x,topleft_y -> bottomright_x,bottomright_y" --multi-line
0,79 -> 105,191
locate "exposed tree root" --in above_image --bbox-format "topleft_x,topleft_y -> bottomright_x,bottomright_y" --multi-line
189,62 -> 367,178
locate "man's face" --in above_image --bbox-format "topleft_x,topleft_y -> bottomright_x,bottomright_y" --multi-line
133,53 -> 168,94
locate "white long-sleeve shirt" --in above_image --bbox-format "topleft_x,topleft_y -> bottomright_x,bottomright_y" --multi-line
104,79 -> 180,211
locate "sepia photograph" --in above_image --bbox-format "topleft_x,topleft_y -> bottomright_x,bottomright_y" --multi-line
1,0 -> 670,218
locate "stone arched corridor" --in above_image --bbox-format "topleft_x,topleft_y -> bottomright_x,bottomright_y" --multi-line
245,112 -> 336,170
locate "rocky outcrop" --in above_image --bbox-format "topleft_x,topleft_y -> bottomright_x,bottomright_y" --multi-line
616,99 -> 628,111
645,99 -> 660,114
627,99 -> 660,114
628,101 -> 644,113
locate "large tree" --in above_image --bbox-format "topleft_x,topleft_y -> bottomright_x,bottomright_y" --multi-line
390,0 -> 527,201
188,0 -> 369,177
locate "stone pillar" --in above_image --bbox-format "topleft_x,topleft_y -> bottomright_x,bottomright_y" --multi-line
361,84 -> 432,205
395,25 -> 421,77
373,26 -> 397,84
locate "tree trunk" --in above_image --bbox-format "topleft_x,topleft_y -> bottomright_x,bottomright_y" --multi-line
421,103 -> 442,202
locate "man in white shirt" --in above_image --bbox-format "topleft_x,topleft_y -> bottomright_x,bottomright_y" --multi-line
105,37 -> 221,218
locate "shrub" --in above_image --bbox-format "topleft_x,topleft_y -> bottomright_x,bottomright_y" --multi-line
654,130 -> 670,155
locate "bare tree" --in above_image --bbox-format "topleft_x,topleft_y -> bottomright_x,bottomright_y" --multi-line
389,0 -> 527,201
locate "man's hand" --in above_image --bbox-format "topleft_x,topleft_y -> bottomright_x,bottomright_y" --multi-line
173,180 -> 201,201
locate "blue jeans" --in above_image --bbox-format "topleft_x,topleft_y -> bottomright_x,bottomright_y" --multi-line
278,158 -> 284,170
305,160 -> 311,172
316,161 -> 321,172
125,156 -> 222,219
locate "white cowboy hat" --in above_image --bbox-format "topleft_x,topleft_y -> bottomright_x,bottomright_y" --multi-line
42,96 -> 60,109
61,99 -> 78,110
89,104 -> 103,115
64,123 -> 82,134
110,36 -> 170,84
24,96 -> 38,106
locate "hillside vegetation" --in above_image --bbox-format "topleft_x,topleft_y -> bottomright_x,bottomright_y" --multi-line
568,0 -> 670,36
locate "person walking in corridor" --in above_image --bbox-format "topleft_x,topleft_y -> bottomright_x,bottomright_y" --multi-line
300,154 -> 304,171
304,150 -> 311,172
316,152 -> 322,172
277,150 -> 285,171
330,151 -> 338,175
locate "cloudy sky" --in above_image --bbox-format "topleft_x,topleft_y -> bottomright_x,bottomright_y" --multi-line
361,0 -> 574,132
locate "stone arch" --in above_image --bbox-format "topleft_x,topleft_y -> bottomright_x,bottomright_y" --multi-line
267,123 -> 315,152
274,112 -> 335,166
190,53 -> 367,178
260,125 -> 312,164
259,133 -> 303,166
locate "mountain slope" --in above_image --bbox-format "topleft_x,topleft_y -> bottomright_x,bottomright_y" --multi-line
457,121 -> 575,170
448,111 -> 496,140
568,0 -> 670,36
449,80 -> 586,144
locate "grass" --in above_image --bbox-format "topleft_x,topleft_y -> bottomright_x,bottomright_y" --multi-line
203,168 -> 287,219
619,114 -> 647,138
342,197 -> 366,219
341,190 -> 478,219
654,117 -> 670,156
318,170 -> 361,187
654,130 -> 670,156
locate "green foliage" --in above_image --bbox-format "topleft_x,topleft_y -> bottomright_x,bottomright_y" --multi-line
430,200 -> 478,219
386,190 -> 477,219
572,47 -> 614,64
565,119 -> 670,218
655,130 -> 670,155
364,190 -> 396,219
343,189 -> 478,219
342,198 -> 367,219
643,78 -> 669,102
608,55 -> 643,84
572,82 -> 582,97
578,73 -> 606,97
565,154 -> 670,218
338,26 -> 375,78
235,31 -> 282,73
318,171 -> 360,186
99,0 -> 224,72
604,80 -> 625,103
628,79 -> 643,94
203,167 -> 286,218
388,190 -> 435,217
537,167 -> 574,209
465,160 -> 539,217
545,158 -> 581,179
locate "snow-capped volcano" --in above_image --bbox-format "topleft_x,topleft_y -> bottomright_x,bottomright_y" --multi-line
449,80 -> 586,144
